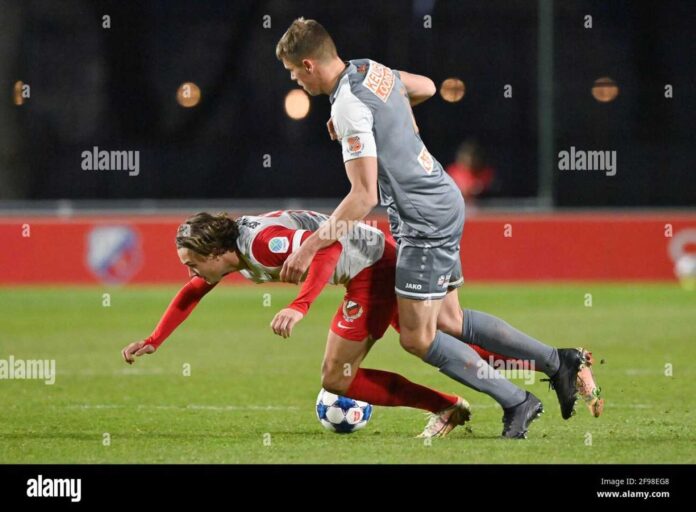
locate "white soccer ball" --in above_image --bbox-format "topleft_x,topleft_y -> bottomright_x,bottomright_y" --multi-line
315,388 -> 373,434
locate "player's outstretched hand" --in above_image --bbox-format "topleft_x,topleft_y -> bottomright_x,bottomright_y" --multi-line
121,340 -> 156,364
326,117 -> 338,141
270,308 -> 304,339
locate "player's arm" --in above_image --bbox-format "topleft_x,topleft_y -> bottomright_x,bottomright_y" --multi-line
311,158 -> 379,249
280,92 -> 379,284
250,224 -> 343,337
397,70 -> 437,106
121,276 -> 216,364
279,159 -> 377,284
271,240 -> 343,338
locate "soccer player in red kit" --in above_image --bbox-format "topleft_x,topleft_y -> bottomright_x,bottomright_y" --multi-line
122,210 -> 475,438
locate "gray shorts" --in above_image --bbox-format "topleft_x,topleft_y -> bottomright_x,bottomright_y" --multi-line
394,238 -> 464,300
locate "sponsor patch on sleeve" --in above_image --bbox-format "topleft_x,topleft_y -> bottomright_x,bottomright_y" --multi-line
341,132 -> 376,161
347,136 -> 363,155
268,236 -> 290,254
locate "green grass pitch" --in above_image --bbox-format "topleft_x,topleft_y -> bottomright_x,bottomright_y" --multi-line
1,283 -> 694,463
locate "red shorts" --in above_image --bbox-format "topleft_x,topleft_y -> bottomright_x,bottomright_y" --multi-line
330,239 -> 401,342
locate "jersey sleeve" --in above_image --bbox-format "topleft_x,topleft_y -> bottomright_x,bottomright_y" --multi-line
287,241 -> 343,315
331,89 -> 377,162
251,225 -> 312,267
144,276 -> 216,349
252,225 -> 343,315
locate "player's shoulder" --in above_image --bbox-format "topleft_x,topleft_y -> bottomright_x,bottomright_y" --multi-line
236,214 -> 279,244
332,59 -> 370,101
332,65 -> 372,119
236,214 -> 263,232
235,215 -> 260,254
349,58 -> 392,79
334,59 -> 398,109
236,215 -> 291,257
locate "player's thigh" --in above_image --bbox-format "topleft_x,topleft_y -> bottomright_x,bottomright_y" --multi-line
394,242 -> 461,348
329,270 -> 396,351
397,295 -> 442,351
322,289 -> 391,392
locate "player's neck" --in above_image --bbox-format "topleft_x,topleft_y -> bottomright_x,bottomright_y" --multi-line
322,57 -> 347,95
227,249 -> 248,272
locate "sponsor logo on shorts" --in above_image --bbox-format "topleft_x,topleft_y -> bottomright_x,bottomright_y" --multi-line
336,321 -> 352,329
342,300 -> 363,321
347,136 -> 363,154
404,283 -> 422,290
268,237 -> 289,253
362,61 -> 395,102
437,273 -> 451,288
417,146 -> 434,174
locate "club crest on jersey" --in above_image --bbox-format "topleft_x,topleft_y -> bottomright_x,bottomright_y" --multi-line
268,236 -> 289,253
347,136 -> 363,154
362,61 -> 395,102
342,300 -> 363,322
418,146 -> 434,174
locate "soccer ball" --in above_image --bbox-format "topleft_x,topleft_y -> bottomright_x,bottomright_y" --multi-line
315,388 -> 373,434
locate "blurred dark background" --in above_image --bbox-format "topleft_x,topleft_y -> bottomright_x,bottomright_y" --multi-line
0,0 -> 694,206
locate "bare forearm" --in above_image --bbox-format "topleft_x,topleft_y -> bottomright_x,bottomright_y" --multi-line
303,191 -> 377,251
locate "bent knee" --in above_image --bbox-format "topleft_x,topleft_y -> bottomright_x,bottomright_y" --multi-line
321,362 -> 353,395
399,330 -> 434,358
437,309 -> 464,337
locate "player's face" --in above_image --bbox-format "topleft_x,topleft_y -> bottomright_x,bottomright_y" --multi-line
283,58 -> 321,96
177,247 -> 227,284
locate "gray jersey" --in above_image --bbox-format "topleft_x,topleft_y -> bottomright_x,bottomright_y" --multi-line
235,210 -> 384,285
330,59 -> 465,242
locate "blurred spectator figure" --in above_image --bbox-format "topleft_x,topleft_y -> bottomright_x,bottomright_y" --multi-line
446,140 -> 495,204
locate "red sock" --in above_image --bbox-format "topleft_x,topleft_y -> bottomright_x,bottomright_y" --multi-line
345,368 -> 458,413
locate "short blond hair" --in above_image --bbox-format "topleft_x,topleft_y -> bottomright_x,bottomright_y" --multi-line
275,17 -> 337,65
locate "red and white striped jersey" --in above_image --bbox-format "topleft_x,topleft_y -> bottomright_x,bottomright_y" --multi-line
234,210 -> 384,285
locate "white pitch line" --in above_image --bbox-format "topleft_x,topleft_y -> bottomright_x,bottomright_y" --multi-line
57,368 -> 166,376
624,369 -> 664,376
64,404 -> 299,411
468,403 -> 653,409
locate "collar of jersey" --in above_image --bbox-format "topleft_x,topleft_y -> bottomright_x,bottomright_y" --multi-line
329,61 -> 355,104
